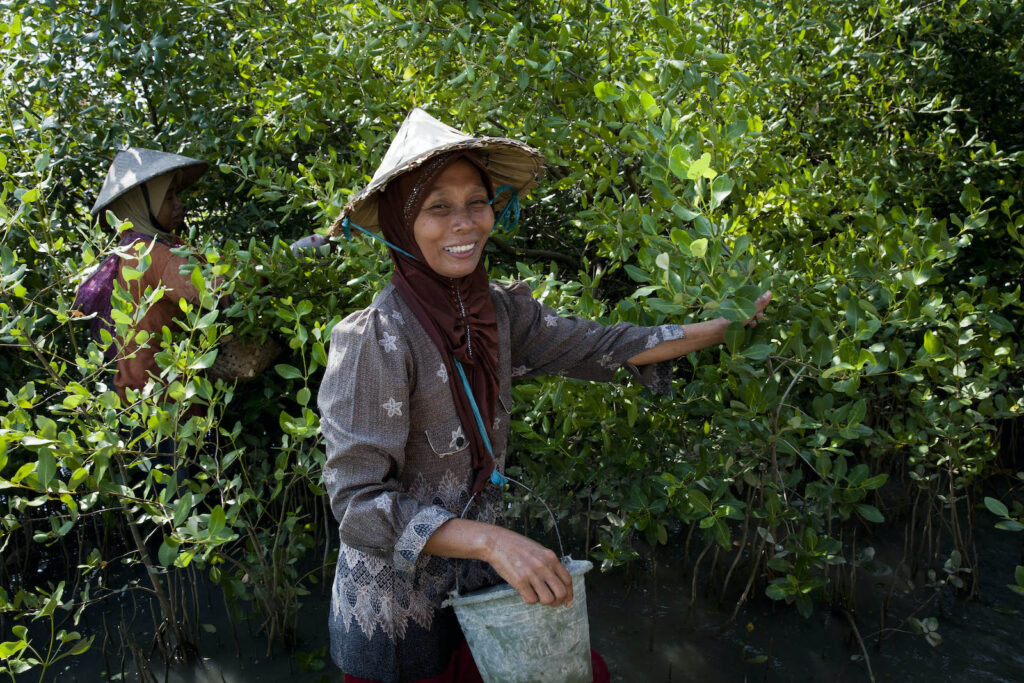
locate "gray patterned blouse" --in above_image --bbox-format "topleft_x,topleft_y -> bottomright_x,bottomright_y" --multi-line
317,280 -> 685,682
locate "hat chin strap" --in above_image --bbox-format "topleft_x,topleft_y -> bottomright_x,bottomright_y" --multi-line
489,185 -> 520,232
341,217 -> 419,260
138,182 -> 170,234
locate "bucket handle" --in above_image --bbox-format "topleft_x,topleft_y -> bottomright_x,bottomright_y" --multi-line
454,473 -> 567,596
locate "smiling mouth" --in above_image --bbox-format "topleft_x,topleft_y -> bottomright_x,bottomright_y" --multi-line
443,243 -> 476,255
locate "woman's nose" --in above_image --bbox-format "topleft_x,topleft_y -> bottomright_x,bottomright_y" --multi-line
449,205 -> 475,231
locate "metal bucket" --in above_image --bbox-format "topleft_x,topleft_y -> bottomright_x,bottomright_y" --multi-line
445,558 -> 594,683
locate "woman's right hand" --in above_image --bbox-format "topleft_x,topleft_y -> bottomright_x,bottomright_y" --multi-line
482,526 -> 574,607
424,518 -> 573,607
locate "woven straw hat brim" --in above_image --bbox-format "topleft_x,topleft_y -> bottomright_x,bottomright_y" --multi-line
329,137 -> 545,236
91,147 -> 208,217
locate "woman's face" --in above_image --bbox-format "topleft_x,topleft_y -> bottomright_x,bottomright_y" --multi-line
412,160 -> 494,278
155,183 -> 185,233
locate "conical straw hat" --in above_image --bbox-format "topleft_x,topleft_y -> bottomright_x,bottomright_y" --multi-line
330,108 -> 545,235
91,147 -> 208,217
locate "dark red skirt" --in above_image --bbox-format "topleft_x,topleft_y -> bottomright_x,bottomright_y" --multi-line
344,640 -> 610,683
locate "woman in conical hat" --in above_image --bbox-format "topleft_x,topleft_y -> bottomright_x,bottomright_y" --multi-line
74,147 -> 211,402
318,109 -> 770,683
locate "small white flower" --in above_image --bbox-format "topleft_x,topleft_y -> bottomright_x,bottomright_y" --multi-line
381,397 -> 403,417
544,314 -> 558,327
449,425 -> 466,450
511,365 -> 529,377
437,363 -> 448,384
375,496 -> 393,513
391,310 -> 405,325
379,332 -> 398,352
647,331 -> 661,349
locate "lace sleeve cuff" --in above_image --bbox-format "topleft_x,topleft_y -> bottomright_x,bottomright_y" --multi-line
393,505 -> 455,583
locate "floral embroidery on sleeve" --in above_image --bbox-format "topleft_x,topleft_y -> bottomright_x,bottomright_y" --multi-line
379,332 -> 398,352
437,363 -> 448,384
381,397 -> 403,417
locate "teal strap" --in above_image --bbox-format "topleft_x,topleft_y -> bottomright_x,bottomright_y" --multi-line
453,358 -> 495,458
342,217 -> 419,261
490,185 -> 520,232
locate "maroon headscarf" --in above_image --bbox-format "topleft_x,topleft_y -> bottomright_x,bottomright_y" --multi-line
380,152 -> 499,497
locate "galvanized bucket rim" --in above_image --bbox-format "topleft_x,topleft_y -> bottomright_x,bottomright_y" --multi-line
445,558 -> 593,608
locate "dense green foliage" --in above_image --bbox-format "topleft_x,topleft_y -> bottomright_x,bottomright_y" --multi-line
2,0 -> 1022,676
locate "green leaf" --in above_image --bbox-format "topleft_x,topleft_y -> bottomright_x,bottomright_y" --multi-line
646,298 -> 687,315
687,152 -> 713,181
274,364 -> 303,380
687,488 -> 711,512
34,150 -> 51,173
173,492 -> 193,527
655,252 -> 670,270
640,91 -> 660,117
208,505 -> 226,536
68,637 -> 93,656
724,322 -> 745,355
856,504 -> 885,523
623,265 -> 650,283
36,451 -> 56,488
672,205 -> 700,222
296,387 -> 311,406
158,537 -> 179,567
593,81 -> 619,102
668,144 -> 690,181
765,583 -> 787,600
710,175 -> 734,210
718,296 -> 757,322
984,497 -> 1009,518
191,349 -> 218,370
689,238 -> 708,259
190,266 -> 204,292
923,331 -> 941,354
959,184 -> 981,212
705,52 -> 733,72
740,343 -> 771,362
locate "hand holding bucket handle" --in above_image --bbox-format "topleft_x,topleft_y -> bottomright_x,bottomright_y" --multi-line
465,472 -> 573,606
480,525 -> 574,607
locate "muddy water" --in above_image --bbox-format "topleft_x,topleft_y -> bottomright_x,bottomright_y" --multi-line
43,522 -> 1024,682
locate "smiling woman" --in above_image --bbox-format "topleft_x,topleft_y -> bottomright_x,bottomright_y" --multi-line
317,109 -> 770,683
412,160 -> 494,279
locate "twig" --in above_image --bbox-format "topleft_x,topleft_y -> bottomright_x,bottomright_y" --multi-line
842,609 -> 876,683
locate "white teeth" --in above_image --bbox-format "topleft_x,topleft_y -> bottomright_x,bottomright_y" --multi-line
444,244 -> 474,254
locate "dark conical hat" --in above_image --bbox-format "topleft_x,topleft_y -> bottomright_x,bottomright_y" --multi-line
330,108 -> 545,235
90,147 -> 208,216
